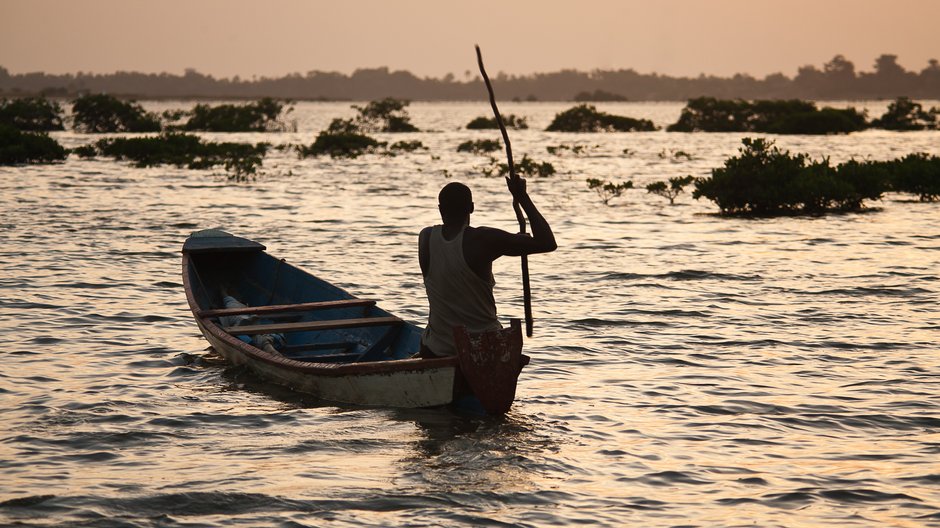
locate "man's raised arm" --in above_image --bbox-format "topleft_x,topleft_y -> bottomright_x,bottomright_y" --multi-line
508,176 -> 556,254
474,178 -> 556,259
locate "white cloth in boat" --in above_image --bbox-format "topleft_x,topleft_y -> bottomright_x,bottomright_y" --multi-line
220,295 -> 285,352
421,224 -> 501,356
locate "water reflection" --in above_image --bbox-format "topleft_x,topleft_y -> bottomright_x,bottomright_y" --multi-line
395,408 -> 554,497
2,102 -> 939,526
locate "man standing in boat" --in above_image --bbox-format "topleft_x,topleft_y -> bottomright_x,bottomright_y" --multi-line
418,177 -> 556,357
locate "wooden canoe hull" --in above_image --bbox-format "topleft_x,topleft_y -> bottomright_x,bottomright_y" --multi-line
197,317 -> 457,407
181,230 -> 527,411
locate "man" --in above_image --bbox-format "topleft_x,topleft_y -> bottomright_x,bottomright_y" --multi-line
418,177 -> 556,357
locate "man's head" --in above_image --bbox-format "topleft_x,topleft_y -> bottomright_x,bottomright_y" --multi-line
438,182 -> 473,225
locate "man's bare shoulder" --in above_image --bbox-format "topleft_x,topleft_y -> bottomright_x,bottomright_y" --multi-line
465,225 -> 514,239
464,225 -> 520,248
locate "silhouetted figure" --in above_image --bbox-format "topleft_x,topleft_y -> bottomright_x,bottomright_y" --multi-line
418,178 -> 556,357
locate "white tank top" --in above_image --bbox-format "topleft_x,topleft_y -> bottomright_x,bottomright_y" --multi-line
422,225 -> 501,356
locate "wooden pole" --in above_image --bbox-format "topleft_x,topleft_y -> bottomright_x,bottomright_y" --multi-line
475,44 -> 533,337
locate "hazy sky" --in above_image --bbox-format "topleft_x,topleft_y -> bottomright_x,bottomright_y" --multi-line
2,0 -> 938,79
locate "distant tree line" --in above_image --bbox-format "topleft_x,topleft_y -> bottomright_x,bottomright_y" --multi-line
1,54 -> 938,101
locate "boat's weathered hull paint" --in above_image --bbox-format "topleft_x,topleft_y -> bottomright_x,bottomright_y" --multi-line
182,231 -> 527,411
183,246 -> 464,408
197,318 -> 457,407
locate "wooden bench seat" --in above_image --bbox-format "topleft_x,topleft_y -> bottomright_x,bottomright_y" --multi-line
223,316 -> 402,336
200,299 -> 376,318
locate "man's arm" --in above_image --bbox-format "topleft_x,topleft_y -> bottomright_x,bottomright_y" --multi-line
474,177 -> 557,259
511,176 -> 556,254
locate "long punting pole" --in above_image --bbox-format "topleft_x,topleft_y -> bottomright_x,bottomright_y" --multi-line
475,44 -> 533,337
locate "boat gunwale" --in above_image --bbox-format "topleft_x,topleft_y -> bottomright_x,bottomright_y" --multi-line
182,251 -> 457,377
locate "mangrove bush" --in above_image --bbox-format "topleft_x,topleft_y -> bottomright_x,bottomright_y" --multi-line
352,98 -> 419,132
388,140 -> 427,153
0,124 -> 68,165
466,114 -> 528,130
181,98 -> 293,132
85,132 -> 267,179
547,144 -> 597,156
0,97 -> 65,131
587,178 -> 633,205
72,94 -> 161,133
299,119 -> 385,158
646,176 -> 695,205
457,139 -> 501,154
546,104 -> 657,132
692,138 -> 887,215
881,153 -> 940,201
871,97 -> 938,130
667,97 -> 867,134
498,155 -> 556,178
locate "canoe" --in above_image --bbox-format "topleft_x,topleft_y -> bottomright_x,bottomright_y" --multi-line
181,229 -> 528,412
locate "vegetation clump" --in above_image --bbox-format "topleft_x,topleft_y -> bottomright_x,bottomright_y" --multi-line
71,93 -> 162,133
388,140 -> 427,153
181,98 -> 293,132
0,97 -> 64,131
546,104 -> 657,132
466,114 -> 528,130
457,139 -> 501,154
547,144 -> 597,156
878,153 -> 940,201
587,178 -> 633,205
692,138 -> 887,215
871,97 -> 938,130
646,176 -> 695,204
352,97 -> 419,132
498,155 -> 556,178
658,149 -> 694,161
573,90 -> 628,102
299,119 -> 385,158
667,97 -> 867,134
0,124 -> 68,165
84,132 -> 267,179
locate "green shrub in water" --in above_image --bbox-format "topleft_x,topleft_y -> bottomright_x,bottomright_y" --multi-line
646,176 -> 695,205
546,104 -> 657,132
388,140 -> 427,153
300,119 -> 386,159
0,97 -> 65,131
547,144 -> 596,156
667,97 -> 867,134
72,144 -> 98,158
871,97 -> 938,131
466,114 -> 528,130
182,97 -> 293,132
457,139 -> 501,154
882,153 -> 940,201
71,93 -> 161,133
90,132 -> 267,179
693,138 -> 887,215
587,178 -> 633,205
0,124 -> 68,165
351,98 -> 419,132
498,154 -> 556,177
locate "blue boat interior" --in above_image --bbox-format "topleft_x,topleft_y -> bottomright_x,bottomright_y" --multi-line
188,249 -> 422,364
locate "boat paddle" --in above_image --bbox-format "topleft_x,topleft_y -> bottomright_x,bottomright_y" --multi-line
475,44 -> 534,337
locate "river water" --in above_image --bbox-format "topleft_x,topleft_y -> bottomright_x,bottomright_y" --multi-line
1,102 -> 939,527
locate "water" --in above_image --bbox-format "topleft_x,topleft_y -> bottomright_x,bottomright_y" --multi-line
1,101 -> 939,527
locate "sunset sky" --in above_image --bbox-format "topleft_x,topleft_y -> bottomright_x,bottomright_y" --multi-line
2,0 -> 938,79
